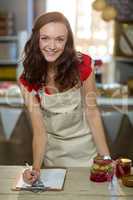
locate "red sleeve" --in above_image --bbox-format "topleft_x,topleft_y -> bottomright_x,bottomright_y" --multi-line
19,73 -> 40,92
78,53 -> 92,81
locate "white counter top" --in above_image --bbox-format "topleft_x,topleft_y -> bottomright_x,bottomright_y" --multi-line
1,166 -> 133,200
97,97 -> 133,106
0,96 -> 133,107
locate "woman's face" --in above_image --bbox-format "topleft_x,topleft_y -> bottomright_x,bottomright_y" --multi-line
39,22 -> 68,63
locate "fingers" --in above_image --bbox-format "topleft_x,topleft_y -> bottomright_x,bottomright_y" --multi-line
31,170 -> 40,183
23,169 -> 40,184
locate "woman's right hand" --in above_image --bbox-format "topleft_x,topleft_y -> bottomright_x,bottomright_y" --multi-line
23,169 -> 40,184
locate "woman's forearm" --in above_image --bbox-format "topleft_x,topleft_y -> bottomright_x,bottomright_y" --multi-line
82,70 -> 110,156
86,107 -> 110,156
29,106 -> 48,170
32,130 -> 47,170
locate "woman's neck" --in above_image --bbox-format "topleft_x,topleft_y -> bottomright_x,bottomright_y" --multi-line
47,61 -> 55,69
45,64 -> 58,94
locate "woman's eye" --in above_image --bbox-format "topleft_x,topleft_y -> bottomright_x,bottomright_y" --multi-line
57,38 -> 64,42
41,37 -> 48,40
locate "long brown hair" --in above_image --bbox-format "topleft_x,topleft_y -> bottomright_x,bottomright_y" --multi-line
23,12 -> 80,91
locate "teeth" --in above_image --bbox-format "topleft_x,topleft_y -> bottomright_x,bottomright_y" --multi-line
46,50 -> 56,53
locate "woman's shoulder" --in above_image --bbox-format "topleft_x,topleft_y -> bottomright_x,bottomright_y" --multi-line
19,73 -> 41,93
76,52 -> 93,81
77,53 -> 92,81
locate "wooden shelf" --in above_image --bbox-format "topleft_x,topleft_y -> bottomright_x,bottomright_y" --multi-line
115,56 -> 133,63
0,36 -> 18,42
0,36 -> 18,65
0,60 -> 18,65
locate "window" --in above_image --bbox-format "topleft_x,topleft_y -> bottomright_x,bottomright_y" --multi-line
46,0 -> 114,60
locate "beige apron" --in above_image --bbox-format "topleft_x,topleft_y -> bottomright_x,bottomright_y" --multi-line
39,87 -> 97,167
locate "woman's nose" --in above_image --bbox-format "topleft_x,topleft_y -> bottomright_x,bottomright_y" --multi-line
48,40 -> 56,50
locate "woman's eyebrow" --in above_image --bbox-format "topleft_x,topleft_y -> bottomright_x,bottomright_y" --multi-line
56,35 -> 65,38
40,34 -> 66,38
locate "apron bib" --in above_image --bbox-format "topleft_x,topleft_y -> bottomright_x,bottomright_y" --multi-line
39,87 -> 97,167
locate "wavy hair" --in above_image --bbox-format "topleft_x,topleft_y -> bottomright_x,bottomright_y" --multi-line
23,11 -> 81,91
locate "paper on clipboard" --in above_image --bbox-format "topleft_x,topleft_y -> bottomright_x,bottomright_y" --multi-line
13,168 -> 67,191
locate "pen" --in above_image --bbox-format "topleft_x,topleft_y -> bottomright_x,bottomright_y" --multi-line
25,162 -> 31,169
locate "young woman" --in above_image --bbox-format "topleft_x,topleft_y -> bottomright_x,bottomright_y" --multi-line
19,11 -> 110,184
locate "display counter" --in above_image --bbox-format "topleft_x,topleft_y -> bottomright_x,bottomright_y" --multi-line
0,166 -> 133,200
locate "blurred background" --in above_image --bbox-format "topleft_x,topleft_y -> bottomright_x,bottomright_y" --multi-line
0,0 -> 133,165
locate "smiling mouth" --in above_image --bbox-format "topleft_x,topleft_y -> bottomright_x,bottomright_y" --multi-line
45,49 -> 57,52
46,51 -> 58,56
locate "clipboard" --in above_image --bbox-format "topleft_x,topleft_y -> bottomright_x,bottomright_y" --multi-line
12,167 -> 67,192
